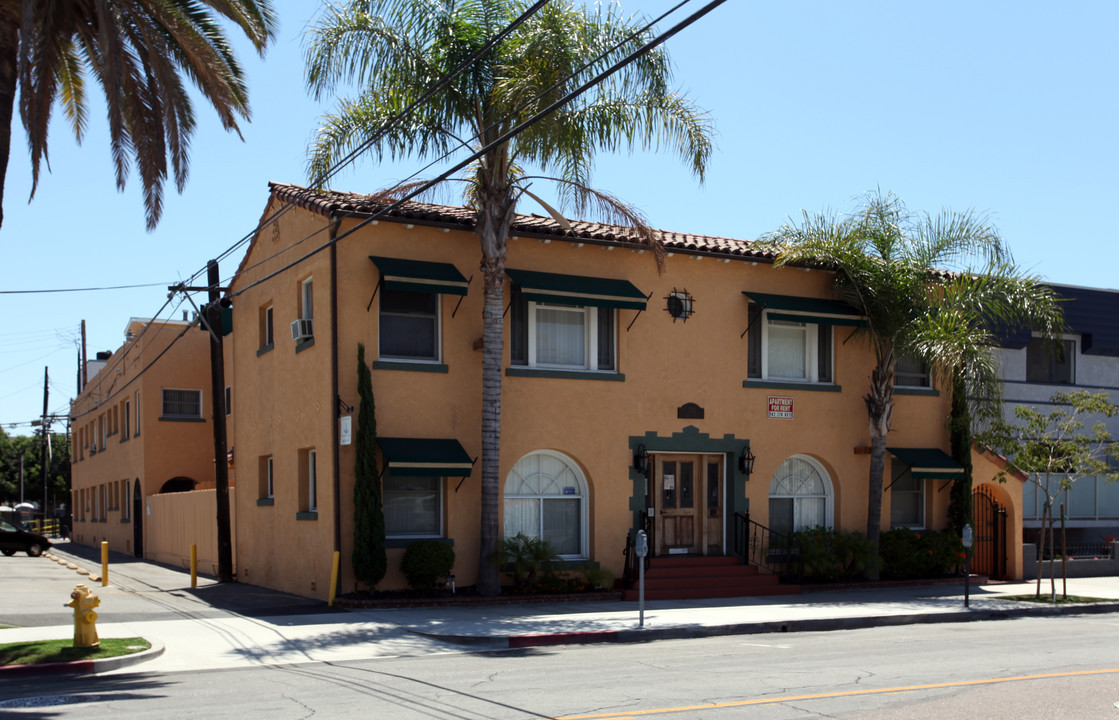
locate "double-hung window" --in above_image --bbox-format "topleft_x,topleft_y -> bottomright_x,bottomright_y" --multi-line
384,476 -> 443,538
380,289 -> 439,361
747,304 -> 833,383
744,292 -> 863,385
371,256 -> 469,365
506,268 -> 646,374
889,471 -> 925,528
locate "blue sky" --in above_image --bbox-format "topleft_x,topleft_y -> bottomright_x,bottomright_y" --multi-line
2,0 -> 1116,435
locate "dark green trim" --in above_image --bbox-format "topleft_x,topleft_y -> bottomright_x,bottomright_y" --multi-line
742,291 -> 864,326
158,416 -> 206,422
370,256 -> 469,296
296,511 -> 318,521
295,337 -> 316,354
373,360 -> 449,374
742,380 -> 842,393
378,437 -> 473,477
256,344 -> 274,357
627,426 -> 752,558
120,434 -> 128,444
506,267 -> 648,310
256,497 -> 275,507
119,518 -> 130,524
506,367 -> 625,382
894,387 -> 939,396
385,537 -> 454,549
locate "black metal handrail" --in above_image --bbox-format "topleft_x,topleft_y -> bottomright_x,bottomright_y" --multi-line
733,511 -> 792,576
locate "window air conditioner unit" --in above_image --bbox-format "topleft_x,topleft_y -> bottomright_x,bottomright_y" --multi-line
291,318 -> 314,342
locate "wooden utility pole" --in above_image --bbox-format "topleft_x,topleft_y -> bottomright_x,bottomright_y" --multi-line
40,366 -> 49,522
205,260 -> 234,582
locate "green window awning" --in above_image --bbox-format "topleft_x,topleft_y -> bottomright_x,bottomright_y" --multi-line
889,447 -> 964,480
370,256 -> 469,296
507,268 -> 648,310
377,437 -> 473,477
742,291 -> 864,326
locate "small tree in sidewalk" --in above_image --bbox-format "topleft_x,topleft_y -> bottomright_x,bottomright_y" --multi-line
981,390 -> 1119,600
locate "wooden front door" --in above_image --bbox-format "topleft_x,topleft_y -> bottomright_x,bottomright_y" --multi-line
654,454 -> 724,555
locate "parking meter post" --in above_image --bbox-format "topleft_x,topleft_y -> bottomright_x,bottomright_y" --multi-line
635,530 -> 648,629
961,523 -> 973,609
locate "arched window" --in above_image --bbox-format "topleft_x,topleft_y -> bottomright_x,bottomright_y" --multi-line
768,455 -> 833,535
504,451 -> 588,559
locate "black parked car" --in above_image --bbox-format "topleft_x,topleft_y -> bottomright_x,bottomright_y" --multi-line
0,519 -> 51,556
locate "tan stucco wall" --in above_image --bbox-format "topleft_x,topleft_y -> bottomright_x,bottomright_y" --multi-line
70,318 -> 221,557
228,201 -> 960,600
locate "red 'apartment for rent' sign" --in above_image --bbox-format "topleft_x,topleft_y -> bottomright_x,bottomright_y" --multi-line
768,396 -> 793,419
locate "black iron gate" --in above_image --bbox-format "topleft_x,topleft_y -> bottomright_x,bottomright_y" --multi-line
971,486 -> 1007,579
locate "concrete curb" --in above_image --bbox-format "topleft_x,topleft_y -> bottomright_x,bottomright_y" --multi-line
0,638 -> 165,677
416,601 -> 1119,649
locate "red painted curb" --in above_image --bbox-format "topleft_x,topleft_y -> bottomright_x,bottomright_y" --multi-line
0,660 -> 96,676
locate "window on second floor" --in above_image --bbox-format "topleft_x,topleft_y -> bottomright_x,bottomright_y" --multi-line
747,304 -> 832,383
1026,337 -> 1075,384
895,355 -> 931,388
162,389 -> 202,419
259,304 -> 274,351
510,292 -> 616,372
301,278 -> 314,321
380,288 -> 439,361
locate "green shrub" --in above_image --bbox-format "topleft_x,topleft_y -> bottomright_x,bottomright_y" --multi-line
499,533 -> 561,591
789,527 -> 874,582
879,528 -> 964,580
400,541 -> 455,592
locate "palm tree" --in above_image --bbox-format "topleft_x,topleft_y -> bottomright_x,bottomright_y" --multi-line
0,0 -> 277,231
304,0 -> 713,595
766,192 -> 1063,578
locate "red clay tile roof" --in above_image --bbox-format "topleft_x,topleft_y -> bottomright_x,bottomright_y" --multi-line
268,182 -> 778,262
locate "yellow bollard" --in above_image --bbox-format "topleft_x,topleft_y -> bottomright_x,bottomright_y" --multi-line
65,584 -> 100,648
328,551 -> 340,606
100,541 -> 109,587
191,544 -> 198,588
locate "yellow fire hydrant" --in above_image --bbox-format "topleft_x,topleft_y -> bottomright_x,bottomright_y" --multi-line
65,583 -> 100,648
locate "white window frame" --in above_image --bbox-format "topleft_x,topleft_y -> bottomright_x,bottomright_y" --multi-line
384,475 -> 444,539
301,277 -> 314,321
525,302 -> 613,372
307,449 -> 317,512
266,456 -> 274,499
761,314 -> 825,383
135,390 -> 141,436
161,388 -> 203,419
889,469 -> 926,529
265,305 -> 274,347
378,288 -> 442,363
124,400 -> 131,437
503,449 -> 589,560
768,454 -> 835,533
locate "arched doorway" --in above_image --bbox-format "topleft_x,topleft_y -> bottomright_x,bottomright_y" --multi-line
972,485 -> 1007,579
159,477 -> 196,494
132,480 -> 144,558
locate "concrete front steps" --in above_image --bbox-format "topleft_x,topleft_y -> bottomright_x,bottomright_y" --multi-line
620,555 -> 800,601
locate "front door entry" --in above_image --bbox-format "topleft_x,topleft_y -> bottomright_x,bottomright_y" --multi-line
654,454 -> 724,555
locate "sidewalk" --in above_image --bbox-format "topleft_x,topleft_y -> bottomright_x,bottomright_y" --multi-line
4,541 -> 1119,677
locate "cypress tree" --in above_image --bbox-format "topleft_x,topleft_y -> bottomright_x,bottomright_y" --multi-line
947,373 -> 974,534
353,344 -> 387,588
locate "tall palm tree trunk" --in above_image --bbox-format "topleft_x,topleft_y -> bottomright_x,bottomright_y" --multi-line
0,16 -> 18,230
864,363 -> 893,580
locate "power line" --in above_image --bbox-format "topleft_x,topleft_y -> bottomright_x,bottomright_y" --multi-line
0,281 -> 175,295
231,0 -> 725,300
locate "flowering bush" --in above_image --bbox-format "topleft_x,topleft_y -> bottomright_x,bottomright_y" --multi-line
788,527 -> 874,582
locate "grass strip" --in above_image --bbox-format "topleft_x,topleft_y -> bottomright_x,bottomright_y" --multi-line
0,637 -> 150,666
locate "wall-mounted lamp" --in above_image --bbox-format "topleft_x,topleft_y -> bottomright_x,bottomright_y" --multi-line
633,444 -> 649,475
738,447 -> 756,477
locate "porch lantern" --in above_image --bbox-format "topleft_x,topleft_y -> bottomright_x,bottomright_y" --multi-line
738,447 -> 756,477
633,444 -> 649,475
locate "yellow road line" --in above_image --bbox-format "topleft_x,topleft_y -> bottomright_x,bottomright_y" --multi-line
551,668 -> 1119,719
